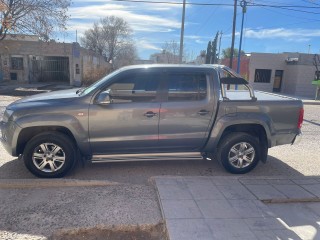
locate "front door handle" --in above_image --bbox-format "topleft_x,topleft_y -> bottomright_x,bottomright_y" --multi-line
198,110 -> 210,116
144,111 -> 157,118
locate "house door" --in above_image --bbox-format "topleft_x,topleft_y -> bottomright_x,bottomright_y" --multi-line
0,56 -> 2,81
273,70 -> 283,92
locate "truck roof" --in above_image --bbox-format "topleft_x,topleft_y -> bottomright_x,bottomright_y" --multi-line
117,64 -> 224,71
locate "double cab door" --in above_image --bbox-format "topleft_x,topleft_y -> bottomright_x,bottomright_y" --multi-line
88,68 -> 216,154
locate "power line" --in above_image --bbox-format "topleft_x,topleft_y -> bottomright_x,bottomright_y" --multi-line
258,5 -> 320,23
300,0 -> 320,6
257,4 -> 320,14
109,0 -> 235,6
109,0 -> 320,9
194,3 -> 221,35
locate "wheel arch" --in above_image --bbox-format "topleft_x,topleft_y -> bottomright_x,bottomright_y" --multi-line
16,126 -> 77,155
204,122 -> 269,163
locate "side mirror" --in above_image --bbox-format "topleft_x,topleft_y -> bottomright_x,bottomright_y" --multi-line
96,90 -> 111,105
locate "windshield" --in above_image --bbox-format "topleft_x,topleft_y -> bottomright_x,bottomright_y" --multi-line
80,68 -> 123,95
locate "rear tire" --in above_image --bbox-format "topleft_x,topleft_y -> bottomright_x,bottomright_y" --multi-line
217,132 -> 260,174
23,132 -> 76,178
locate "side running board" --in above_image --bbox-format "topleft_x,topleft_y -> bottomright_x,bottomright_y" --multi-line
91,152 -> 204,163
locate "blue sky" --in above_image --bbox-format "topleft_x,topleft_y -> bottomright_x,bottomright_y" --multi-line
64,0 -> 320,60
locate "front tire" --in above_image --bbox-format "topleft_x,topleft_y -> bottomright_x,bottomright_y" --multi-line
217,132 -> 260,174
23,132 -> 76,178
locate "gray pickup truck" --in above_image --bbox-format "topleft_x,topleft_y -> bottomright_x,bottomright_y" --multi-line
1,64 -> 303,178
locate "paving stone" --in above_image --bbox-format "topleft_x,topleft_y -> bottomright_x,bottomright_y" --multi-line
196,200 -> 240,219
305,202 -> 320,217
184,178 -> 225,200
211,177 -> 241,186
299,184 -> 320,198
156,182 -> 192,200
252,230 -> 302,240
206,219 -> 257,240
228,200 -> 275,218
154,177 -> 185,185
217,184 -> 257,200
267,179 -> 295,185
272,184 -> 316,199
161,199 -> 203,219
244,217 -> 288,231
267,203 -> 320,227
239,179 -> 269,185
292,225 -> 320,240
166,219 -> 213,240
245,184 -> 287,200
292,179 -> 320,185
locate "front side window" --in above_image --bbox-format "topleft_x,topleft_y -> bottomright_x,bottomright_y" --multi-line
167,73 -> 207,101
107,73 -> 160,103
254,69 -> 272,83
11,57 -> 23,70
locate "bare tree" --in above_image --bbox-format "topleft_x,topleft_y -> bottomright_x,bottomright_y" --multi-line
114,42 -> 138,69
151,40 -> 180,64
162,40 -> 179,63
80,23 -> 105,56
0,0 -> 70,41
80,16 -> 136,67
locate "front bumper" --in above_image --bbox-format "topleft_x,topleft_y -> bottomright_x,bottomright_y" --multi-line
0,120 -> 20,156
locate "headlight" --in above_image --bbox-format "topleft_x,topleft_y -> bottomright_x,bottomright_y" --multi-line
2,109 -> 14,123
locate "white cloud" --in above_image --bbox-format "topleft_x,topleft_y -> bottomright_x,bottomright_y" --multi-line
68,3 -> 181,34
195,39 -> 205,44
136,39 -> 162,50
244,28 -> 320,42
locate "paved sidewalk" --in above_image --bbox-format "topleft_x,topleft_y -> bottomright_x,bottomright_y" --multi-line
154,176 -> 320,240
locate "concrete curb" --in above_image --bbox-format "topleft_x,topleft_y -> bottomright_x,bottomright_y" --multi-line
302,100 -> 320,105
0,178 -> 120,189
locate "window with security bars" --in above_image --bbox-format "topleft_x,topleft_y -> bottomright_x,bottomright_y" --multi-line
11,57 -> 24,70
254,69 -> 271,83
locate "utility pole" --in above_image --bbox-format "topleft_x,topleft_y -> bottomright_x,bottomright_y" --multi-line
229,0 -> 237,68
179,0 -> 186,64
237,0 -> 247,74
218,31 -> 223,63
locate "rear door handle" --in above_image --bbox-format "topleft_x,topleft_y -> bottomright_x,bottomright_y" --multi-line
198,110 -> 210,116
144,111 -> 157,118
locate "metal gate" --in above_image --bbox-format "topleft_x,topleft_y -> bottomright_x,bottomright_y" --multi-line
31,57 -> 69,83
0,56 -> 3,82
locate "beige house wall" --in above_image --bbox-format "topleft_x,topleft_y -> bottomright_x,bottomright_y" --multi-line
248,53 -> 287,93
248,53 -> 317,98
282,65 -> 299,95
293,65 -> 316,97
0,37 -> 110,85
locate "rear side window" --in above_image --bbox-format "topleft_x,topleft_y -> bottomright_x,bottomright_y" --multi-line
167,73 -> 207,101
107,73 -> 160,103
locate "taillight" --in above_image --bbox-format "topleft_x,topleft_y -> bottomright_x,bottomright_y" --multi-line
298,108 -> 304,129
